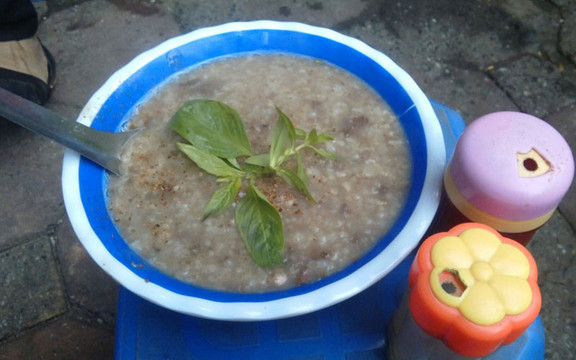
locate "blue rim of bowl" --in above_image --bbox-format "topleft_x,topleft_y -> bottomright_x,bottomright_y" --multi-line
62,21 -> 445,320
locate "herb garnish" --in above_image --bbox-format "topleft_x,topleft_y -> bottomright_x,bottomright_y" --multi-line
170,99 -> 336,267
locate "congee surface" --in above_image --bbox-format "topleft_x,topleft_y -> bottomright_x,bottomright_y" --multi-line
107,54 -> 411,292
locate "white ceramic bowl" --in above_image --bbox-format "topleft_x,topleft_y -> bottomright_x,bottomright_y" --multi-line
62,21 -> 445,320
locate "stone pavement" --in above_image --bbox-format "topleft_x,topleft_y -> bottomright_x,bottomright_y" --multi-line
0,0 -> 574,358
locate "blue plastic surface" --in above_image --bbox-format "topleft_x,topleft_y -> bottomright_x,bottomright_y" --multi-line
114,255 -> 545,360
430,100 -> 467,159
115,256 -> 410,360
113,103 -> 544,359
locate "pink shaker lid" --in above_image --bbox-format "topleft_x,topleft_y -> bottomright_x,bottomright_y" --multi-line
448,111 -> 574,222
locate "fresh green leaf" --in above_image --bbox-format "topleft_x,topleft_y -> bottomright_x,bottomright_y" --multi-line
235,182 -> 284,267
202,177 -> 242,220
244,153 -> 271,167
269,107 -> 296,169
170,99 -> 253,158
243,154 -> 273,175
306,129 -> 334,144
172,100 -> 337,268
216,177 -> 234,183
177,143 -> 245,178
276,167 -> 315,202
296,152 -> 307,185
295,127 -> 307,140
309,146 -> 338,160
316,133 -> 334,143
240,162 -> 275,176
226,158 -> 241,170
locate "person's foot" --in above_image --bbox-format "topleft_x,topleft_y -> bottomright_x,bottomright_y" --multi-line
0,36 -> 55,105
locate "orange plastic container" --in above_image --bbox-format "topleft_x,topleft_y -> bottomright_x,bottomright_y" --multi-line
408,223 -> 541,357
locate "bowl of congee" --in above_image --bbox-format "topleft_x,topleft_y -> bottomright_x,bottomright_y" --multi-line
62,21 -> 446,320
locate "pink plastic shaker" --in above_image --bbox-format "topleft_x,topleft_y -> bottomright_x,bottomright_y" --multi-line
429,111 -> 574,245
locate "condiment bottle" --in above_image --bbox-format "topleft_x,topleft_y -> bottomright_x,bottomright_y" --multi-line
387,223 -> 542,359
429,111 -> 574,245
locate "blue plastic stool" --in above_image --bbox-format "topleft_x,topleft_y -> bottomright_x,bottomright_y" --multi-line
113,102 -> 545,360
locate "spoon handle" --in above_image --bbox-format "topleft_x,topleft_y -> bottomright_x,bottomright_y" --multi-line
0,87 -> 136,175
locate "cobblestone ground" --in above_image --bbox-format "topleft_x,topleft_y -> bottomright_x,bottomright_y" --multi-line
1,0 -> 574,359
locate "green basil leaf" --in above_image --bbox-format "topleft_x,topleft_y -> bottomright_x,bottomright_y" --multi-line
226,158 -> 241,170
202,177 -> 241,220
177,143 -> 245,178
235,182 -> 284,267
296,152 -> 307,185
269,107 -> 296,169
316,133 -> 334,143
170,99 -> 253,158
243,154 -> 273,175
295,127 -> 307,140
309,146 -> 338,160
276,167 -> 315,202
240,163 -> 274,176
306,129 -> 334,144
244,153 -> 271,167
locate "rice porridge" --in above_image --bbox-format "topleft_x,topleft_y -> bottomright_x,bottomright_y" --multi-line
108,54 -> 411,292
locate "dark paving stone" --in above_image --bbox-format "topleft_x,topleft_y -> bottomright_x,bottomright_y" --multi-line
550,0 -> 575,8
56,218 -> 118,326
0,315 -> 114,360
38,0 -> 181,111
0,121 -> 65,248
347,19 -> 520,122
491,54 -> 576,117
528,211 -> 576,359
559,4 -> 576,64
167,0 -> 369,31
538,265 -> 576,360
375,0 -> 559,69
47,0 -> 91,13
421,66 -> 520,123
546,104 -> 576,227
529,211 -> 576,280
0,236 -> 67,340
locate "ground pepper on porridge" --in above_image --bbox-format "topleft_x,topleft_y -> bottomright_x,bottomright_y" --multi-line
107,53 -> 411,292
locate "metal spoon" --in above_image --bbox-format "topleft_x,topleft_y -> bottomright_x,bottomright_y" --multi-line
0,87 -> 140,175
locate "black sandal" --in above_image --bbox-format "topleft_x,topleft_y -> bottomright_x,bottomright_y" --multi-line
0,41 -> 56,105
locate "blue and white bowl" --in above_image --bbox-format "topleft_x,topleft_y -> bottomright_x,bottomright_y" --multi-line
62,21 -> 445,320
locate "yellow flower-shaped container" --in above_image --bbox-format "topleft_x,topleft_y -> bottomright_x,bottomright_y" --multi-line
408,223 -> 541,357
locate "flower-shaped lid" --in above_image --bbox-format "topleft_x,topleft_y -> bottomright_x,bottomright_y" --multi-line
408,223 -> 541,357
